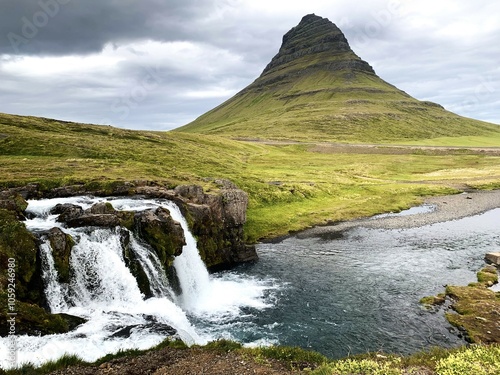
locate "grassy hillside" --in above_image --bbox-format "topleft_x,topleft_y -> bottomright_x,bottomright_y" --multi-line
177,15 -> 500,144
1,112 -> 500,241
178,63 -> 500,143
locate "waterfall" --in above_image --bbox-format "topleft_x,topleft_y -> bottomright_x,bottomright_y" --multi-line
0,197 -> 275,369
163,202 -> 211,311
68,227 -> 144,308
129,235 -> 175,299
39,240 -> 68,313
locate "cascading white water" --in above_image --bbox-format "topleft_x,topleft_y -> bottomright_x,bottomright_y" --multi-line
67,227 -> 144,308
165,202 -> 211,310
38,240 -> 68,313
0,197 -> 277,369
129,235 -> 175,299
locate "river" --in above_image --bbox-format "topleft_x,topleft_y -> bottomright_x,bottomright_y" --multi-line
0,198 -> 498,368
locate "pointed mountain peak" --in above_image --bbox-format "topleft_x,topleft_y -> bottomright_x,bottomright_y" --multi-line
178,15 -> 497,143
284,14 -> 347,48
260,14 -> 374,79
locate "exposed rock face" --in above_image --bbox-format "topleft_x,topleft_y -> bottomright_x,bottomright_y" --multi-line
46,227 -> 74,283
134,182 -> 258,269
261,14 -> 374,78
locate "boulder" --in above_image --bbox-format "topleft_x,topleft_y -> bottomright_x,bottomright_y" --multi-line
66,214 -> 120,228
134,208 -> 185,268
51,203 -> 84,223
485,252 -> 500,266
85,202 -> 116,214
84,202 -> 135,230
0,191 -> 28,219
56,202 -> 135,229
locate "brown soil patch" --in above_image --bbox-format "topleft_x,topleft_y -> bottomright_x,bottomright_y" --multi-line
48,347 -> 299,375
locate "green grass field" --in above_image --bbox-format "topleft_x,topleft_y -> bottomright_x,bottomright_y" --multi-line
2,112 -> 500,241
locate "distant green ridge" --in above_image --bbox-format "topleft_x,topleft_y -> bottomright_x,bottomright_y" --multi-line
176,14 -> 500,143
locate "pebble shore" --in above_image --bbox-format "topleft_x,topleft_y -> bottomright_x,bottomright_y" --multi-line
301,190 -> 500,236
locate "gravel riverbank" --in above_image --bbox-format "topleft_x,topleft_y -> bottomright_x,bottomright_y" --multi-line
300,190 -> 500,237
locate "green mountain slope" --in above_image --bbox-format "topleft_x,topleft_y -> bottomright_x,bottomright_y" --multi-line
177,14 -> 500,143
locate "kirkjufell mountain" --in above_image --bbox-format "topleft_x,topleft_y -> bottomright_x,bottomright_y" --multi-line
177,14 -> 499,142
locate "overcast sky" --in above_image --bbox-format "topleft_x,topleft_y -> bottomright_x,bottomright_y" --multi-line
0,0 -> 498,130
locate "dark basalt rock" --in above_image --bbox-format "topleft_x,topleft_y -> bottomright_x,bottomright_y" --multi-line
121,228 -> 152,297
56,202 -> 135,230
66,214 -> 121,228
134,183 -> 258,269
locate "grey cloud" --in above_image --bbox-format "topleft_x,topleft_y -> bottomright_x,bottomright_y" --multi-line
0,0 -> 222,55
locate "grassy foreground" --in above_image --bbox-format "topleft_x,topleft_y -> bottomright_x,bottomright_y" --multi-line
1,112 -> 500,241
2,339 -> 499,375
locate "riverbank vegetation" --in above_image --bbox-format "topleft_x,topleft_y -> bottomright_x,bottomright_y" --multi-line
421,266 -> 500,346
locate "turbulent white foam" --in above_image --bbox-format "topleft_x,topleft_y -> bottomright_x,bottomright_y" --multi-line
0,197 -> 277,369
26,197 -> 98,217
189,274 -> 275,317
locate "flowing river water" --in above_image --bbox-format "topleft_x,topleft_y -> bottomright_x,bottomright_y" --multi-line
0,197 -> 498,368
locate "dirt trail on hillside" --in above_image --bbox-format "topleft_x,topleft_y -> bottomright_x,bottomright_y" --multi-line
236,139 -> 500,156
